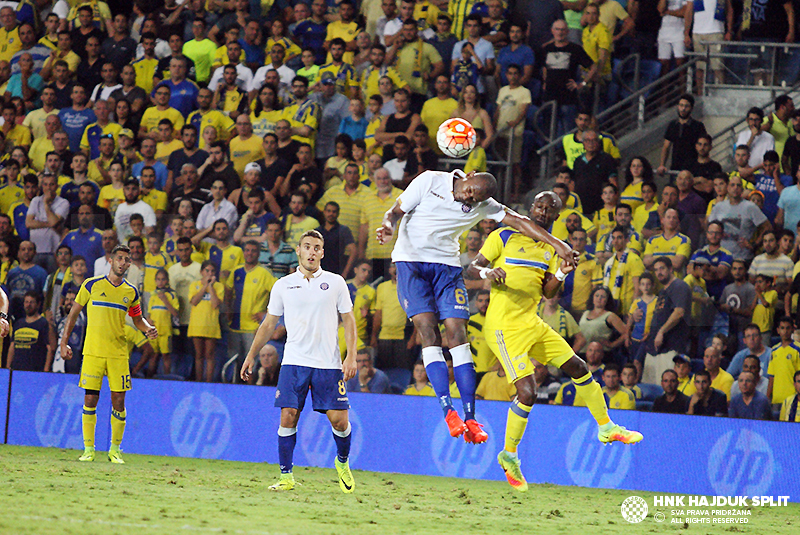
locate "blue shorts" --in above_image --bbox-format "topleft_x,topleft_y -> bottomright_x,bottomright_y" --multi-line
396,261 -> 470,320
275,365 -> 350,413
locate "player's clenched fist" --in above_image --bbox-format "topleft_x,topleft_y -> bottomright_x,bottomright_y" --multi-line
60,342 -> 73,361
376,223 -> 393,245
145,326 -> 158,339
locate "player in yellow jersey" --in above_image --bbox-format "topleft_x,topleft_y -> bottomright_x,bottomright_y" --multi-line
467,191 -> 642,493
145,268 -> 179,375
60,244 -> 158,464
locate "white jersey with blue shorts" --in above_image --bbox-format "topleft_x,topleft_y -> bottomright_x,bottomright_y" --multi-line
391,170 -> 507,320
269,268 -> 354,412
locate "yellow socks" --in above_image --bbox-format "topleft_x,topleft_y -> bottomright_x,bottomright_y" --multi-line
504,399 -> 532,453
573,373 -> 611,426
110,409 -> 127,446
82,405 -> 96,448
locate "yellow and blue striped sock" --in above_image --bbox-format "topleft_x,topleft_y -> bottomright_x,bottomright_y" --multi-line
110,409 -> 127,446
504,399 -> 532,453
573,373 -> 611,426
82,405 -> 96,449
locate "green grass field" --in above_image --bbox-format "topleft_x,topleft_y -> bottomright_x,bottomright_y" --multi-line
1,444 -> 797,535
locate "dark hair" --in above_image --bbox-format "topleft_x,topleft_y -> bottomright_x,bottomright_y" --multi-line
176,237 -> 193,246
330,37 -> 347,48
247,186 -> 265,201
639,271 -> 654,284
127,236 -> 143,248
694,369 -> 711,381
290,190 -> 309,204
394,134 -> 409,146
476,289 -> 490,298
743,323 -> 761,335
735,144 -> 751,153
23,290 -> 43,306
129,213 -> 144,224
616,203 -> 632,214
679,93 -> 695,108
696,133 -> 712,144
180,124 -> 198,136
335,133 -> 354,158
662,369 -> 678,380
763,150 -> 780,163
776,94 -> 793,110
23,173 -> 38,186
604,363 -> 621,374
624,156 -> 654,185
587,286 -> 614,312
324,201 -> 340,212
747,106 -> 764,120
652,257 -> 673,272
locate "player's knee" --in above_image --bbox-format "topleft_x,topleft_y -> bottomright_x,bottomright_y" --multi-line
280,408 -> 300,428
515,378 -> 536,406
110,393 -> 126,412
562,355 -> 589,379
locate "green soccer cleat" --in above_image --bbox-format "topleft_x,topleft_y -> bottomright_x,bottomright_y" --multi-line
78,447 -> 95,462
335,458 -> 355,494
598,424 -> 643,445
268,473 -> 296,491
108,445 -> 125,464
497,450 -> 528,492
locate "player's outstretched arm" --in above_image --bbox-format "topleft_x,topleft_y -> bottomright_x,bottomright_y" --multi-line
467,254 -> 507,284
376,202 -> 406,245
241,313 -> 281,383
59,301 -> 85,361
501,211 -> 579,267
133,315 -> 158,339
0,287 -> 8,337
340,311 -> 358,381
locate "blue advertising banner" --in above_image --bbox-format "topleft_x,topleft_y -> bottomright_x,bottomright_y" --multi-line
5,372 -> 800,502
0,368 -> 8,442
7,371 -> 111,451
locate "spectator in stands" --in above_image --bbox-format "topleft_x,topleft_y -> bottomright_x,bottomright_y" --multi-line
729,371 -> 772,419
643,207 -> 691,271
658,94 -> 707,174
188,260 -> 224,382
358,168 -> 401,280
671,353 -> 694,394
114,178 -> 156,243
513,0 -> 564,50
558,226 -> 602,316
170,164 -> 212,220
405,360 -> 434,395
735,107 -> 775,169
57,83 -> 96,153
451,14 -> 495,97
572,129 -> 618,215
475,363 -> 516,401
387,18 -> 444,113
60,206 -> 103,277
5,241 -> 47,320
602,226 -> 645,315
132,138 -> 168,191
782,110 -> 800,176
258,220 -> 298,276
554,341 -> 606,405
686,135 -> 722,197
283,191 -> 320,248
641,257 -> 692,383
495,22 -> 535,88
533,362 -> 560,403
494,64 -> 531,196
691,221 -> 732,301
451,84 -> 494,151
26,174 -> 68,271
252,343 -> 281,386
198,141 -> 240,193
601,363 -> 636,409
347,349 -> 391,393
312,72 -> 351,163
66,180 -> 112,231
168,236 -> 201,366
776,165 -> 800,232
719,265 -> 757,351
703,345 -> 734,400
7,291 -> 54,371
653,369 -> 691,413
582,3 -> 612,98
93,229 -> 117,278
778,370 -> 800,421
167,125 -> 208,192
767,317 -> 800,405
751,151 -> 793,225
597,204 -> 642,265
628,0 -> 661,60
371,263 -> 408,369
731,354 -> 770,398
710,175 -> 771,261
674,170 -> 705,246
763,95 -> 795,161
579,286 -> 628,350
687,369 -> 728,416
750,231 -> 793,292
690,0 -> 730,91
656,0 -> 691,77
195,180 -> 237,235
316,201 -> 355,276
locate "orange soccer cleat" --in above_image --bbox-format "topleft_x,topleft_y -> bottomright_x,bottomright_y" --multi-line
463,419 -> 488,444
445,409 -> 469,438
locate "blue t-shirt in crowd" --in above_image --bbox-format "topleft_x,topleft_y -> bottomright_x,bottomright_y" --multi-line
778,185 -> 800,232
338,116 -> 368,141
728,391 -> 772,420
131,161 -> 169,191
293,19 -> 328,64
238,38 -> 266,66
155,79 -> 200,118
60,227 -> 105,276
753,172 -> 793,223
496,43 -> 536,86
6,264 -> 49,319
345,368 -> 391,394
58,107 -> 97,153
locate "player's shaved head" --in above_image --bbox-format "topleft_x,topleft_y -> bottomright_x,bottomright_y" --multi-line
471,172 -> 497,199
530,191 -> 562,227
455,171 -> 498,205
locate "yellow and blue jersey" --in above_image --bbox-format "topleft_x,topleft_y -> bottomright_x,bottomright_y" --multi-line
467,312 -> 496,373
162,237 -> 179,263
644,233 -> 692,261
146,288 -> 178,335
188,109 -> 235,141
348,281 -> 377,344
80,122 -> 122,160
76,276 -> 142,359
132,57 -> 158,95
620,181 -> 644,211
768,343 -> 800,404
632,202 -> 658,233
481,228 -> 557,330
779,394 -> 800,421
603,387 -> 636,409
283,98 -> 320,146
404,383 -> 435,396
561,252 -> 603,315
226,265 -> 277,332
0,183 -> 24,215
144,251 -> 173,294
10,201 -> 29,240
628,297 -> 657,342
753,289 -> 778,334
318,61 -> 358,96
593,207 -> 616,245
208,244 -> 244,277
551,208 -> 595,241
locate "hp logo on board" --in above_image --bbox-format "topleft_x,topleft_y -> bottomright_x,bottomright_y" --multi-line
431,414 -> 495,478
34,383 -> 85,448
299,409 -> 362,466
708,429 -> 774,496
565,420 -> 631,488
170,392 -> 232,458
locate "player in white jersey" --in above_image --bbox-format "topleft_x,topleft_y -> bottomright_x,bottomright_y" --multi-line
241,230 -> 358,493
377,170 -> 578,443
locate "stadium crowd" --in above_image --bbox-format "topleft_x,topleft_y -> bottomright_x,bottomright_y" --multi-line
0,0 -> 799,425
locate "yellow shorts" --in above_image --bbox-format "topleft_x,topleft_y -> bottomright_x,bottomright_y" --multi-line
150,334 -> 171,354
79,355 -> 132,392
486,320 -> 574,384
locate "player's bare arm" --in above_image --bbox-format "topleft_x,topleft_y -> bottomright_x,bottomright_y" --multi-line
467,254 -> 507,284
376,201 -> 406,244
542,258 -> 575,299
133,315 -> 158,339
0,287 -> 9,337
59,301 -> 85,360
241,313 -> 281,382
340,311 -> 358,381
501,210 -> 579,267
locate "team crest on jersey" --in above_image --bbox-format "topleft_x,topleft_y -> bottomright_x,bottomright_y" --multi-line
320,282 -> 329,290
544,251 -> 551,261
461,204 -> 472,213
123,297 -> 129,303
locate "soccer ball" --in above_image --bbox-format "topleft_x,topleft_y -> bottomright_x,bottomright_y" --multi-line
437,118 -> 477,158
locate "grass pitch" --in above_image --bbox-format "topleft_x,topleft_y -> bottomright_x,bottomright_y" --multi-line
1,445 -> 797,535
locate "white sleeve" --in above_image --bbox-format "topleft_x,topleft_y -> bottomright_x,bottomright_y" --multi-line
249,68 -> 265,92
207,68 -> 221,91
143,204 -> 157,227
53,0 -> 69,19
335,276 -> 353,314
397,171 -> 433,213
267,281 -> 285,316
480,197 -> 508,222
